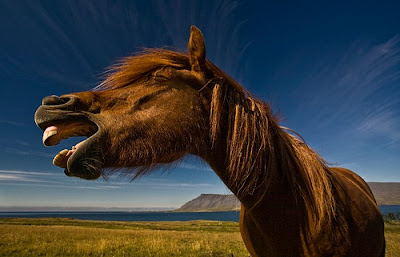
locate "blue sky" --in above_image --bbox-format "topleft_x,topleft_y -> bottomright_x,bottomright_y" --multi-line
1,0 -> 399,209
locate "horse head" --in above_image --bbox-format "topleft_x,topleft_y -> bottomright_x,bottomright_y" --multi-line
34,26 -> 213,180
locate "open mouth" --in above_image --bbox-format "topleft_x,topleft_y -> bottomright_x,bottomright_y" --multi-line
42,121 -> 98,169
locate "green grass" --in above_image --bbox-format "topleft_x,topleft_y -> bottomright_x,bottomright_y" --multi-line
0,218 -> 399,256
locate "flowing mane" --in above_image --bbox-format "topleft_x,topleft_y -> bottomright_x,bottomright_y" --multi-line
98,49 -> 338,237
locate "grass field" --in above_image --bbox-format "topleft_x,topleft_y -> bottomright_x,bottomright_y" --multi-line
0,218 -> 399,256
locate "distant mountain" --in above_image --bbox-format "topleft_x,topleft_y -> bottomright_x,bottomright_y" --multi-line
177,183 -> 400,212
176,194 -> 240,212
368,182 -> 400,205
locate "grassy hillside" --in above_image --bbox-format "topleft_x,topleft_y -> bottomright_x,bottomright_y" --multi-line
1,218 -> 399,256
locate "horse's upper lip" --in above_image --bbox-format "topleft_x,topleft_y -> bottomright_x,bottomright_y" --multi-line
35,109 -> 90,131
41,120 -> 98,146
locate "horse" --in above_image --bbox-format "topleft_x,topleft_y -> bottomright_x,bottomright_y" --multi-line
34,26 -> 385,256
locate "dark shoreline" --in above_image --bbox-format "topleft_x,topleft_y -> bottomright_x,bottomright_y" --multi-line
0,204 -> 399,213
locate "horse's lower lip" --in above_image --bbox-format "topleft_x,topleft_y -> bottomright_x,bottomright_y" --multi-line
63,129 -> 104,180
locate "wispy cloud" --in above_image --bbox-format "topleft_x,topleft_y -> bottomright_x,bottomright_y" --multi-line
0,182 -> 121,190
293,36 -> 400,145
0,169 -> 63,183
0,174 -> 43,183
177,162 -> 213,171
0,170 -> 60,177
0,174 -> 21,180
0,178 -> 213,190
357,108 -> 400,143
0,1 -> 98,87
100,178 -> 215,189
0,169 -> 121,190
337,36 -> 400,92
3,147 -> 54,158
0,169 -> 213,190
0,120 -> 26,126
15,140 -> 30,146
140,182 -> 215,189
1,0 -> 250,90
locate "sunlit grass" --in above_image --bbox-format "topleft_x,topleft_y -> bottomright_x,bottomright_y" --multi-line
385,221 -> 400,257
0,218 -> 248,257
0,218 -> 399,256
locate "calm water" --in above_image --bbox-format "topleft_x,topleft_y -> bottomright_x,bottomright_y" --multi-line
378,205 -> 400,215
1,206 -> 399,222
0,211 -> 241,222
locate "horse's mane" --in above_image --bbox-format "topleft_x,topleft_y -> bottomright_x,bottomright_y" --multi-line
99,49 -> 338,239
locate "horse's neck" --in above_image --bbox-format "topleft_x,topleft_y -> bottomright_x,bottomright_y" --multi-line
208,150 -> 305,252
204,123 -> 297,210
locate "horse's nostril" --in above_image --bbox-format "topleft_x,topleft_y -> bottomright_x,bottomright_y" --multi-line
42,95 -> 69,106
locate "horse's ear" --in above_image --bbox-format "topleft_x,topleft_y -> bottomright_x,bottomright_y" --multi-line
188,26 -> 206,78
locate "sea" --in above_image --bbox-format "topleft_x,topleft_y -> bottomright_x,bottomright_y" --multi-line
1,205 -> 399,222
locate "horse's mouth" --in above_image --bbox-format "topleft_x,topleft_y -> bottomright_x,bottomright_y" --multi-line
42,120 -> 97,163
39,119 -> 104,180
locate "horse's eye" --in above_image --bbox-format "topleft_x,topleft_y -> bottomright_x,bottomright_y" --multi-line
151,68 -> 171,82
152,74 -> 169,81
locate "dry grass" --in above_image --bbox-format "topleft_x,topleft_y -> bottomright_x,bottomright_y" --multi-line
385,221 -> 400,257
0,218 -> 399,256
0,218 -> 248,257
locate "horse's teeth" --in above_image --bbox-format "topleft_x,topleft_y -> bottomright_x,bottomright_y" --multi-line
53,149 -> 68,168
43,130 -> 57,145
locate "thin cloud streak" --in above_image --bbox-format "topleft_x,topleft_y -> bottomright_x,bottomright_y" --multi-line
0,180 -> 212,190
15,140 -> 30,146
0,169 -> 65,184
3,147 -> 54,158
142,182 -> 215,189
0,182 -> 121,190
357,108 -> 400,142
104,179 -> 216,189
0,120 -> 26,126
0,170 -> 62,177
0,174 -> 21,180
0,175 -> 44,183
177,162 -> 213,171
0,169 -> 119,188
